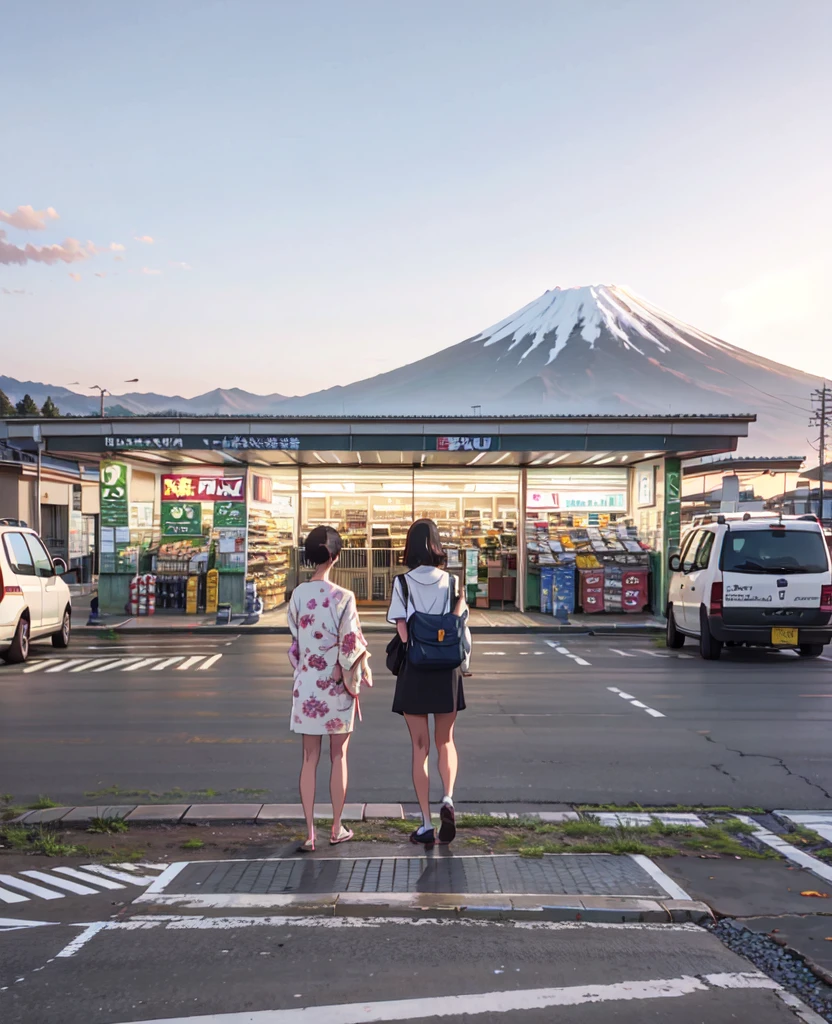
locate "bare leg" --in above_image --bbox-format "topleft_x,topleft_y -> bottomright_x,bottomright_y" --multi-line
299,735 -> 322,843
434,712 -> 458,800
404,713 -> 431,824
329,733 -> 351,839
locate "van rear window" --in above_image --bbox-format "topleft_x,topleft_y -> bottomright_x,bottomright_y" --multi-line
721,529 -> 829,575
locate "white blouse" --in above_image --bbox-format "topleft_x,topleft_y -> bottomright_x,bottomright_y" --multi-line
387,565 -> 472,668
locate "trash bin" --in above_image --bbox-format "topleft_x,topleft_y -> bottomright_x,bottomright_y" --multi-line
552,566 -> 576,617
622,568 -> 650,613
539,567 -> 555,614
579,569 -> 605,613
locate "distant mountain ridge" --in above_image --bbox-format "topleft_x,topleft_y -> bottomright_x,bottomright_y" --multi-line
0,377 -> 288,416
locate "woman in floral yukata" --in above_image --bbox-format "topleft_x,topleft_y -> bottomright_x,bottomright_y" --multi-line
288,525 -> 367,852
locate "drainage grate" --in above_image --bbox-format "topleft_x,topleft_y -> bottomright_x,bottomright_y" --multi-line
165,855 -> 670,898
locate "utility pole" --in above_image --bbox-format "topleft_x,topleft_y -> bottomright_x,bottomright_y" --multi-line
809,383 -> 832,521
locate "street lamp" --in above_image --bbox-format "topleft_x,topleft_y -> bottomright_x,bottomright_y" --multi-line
88,380 -> 139,417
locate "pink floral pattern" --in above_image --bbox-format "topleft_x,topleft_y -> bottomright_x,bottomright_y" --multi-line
287,580 -> 367,736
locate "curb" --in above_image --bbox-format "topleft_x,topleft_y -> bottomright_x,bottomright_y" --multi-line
73,624 -> 664,637
133,889 -> 712,924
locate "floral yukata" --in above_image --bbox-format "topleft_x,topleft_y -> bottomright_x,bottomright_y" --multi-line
288,580 -> 367,735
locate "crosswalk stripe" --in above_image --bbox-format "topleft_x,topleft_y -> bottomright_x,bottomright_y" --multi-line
609,648 -> 636,657
53,867 -> 125,890
177,656 -> 205,671
22,659 -> 61,673
198,654 -> 223,671
79,864 -> 157,885
70,659 -> 110,672
0,874 -> 64,899
0,885 -> 29,904
92,658 -> 141,672
20,870 -> 99,895
122,658 -> 163,672
46,659 -> 87,673
152,657 -> 184,671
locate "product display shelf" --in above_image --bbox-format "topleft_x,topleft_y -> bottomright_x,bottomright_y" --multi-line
247,508 -> 294,610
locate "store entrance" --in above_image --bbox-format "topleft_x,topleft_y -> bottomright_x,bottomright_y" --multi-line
299,467 -> 520,607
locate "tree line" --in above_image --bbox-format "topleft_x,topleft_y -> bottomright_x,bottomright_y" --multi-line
0,390 -> 60,417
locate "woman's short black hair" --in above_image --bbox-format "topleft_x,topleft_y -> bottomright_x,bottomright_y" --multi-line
403,518 -> 446,569
304,525 -> 343,566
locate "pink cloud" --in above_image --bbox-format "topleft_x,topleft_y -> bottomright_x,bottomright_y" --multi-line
141,267 -> 161,275
0,205 -> 60,231
87,241 -> 126,254
0,229 -> 91,266
134,235 -> 154,244
68,272 -> 82,282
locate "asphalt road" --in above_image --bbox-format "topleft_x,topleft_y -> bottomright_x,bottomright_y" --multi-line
0,914 -> 802,1024
1,632 -> 832,809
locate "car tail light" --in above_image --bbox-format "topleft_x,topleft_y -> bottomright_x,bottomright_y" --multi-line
821,585 -> 832,613
710,581 -> 723,616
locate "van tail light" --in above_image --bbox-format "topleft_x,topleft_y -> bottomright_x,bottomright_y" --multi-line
821,585 -> 832,613
0,566 -> 23,603
709,582 -> 723,616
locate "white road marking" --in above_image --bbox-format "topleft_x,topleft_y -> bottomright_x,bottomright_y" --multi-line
70,658 -> 111,672
629,700 -> 647,708
477,641 -> 531,645
151,657 -> 185,671
20,870 -> 99,895
617,691 -> 635,700
198,654 -> 223,671
609,648 -> 637,657
91,658 -> 141,672
0,917 -> 56,929
606,686 -> 665,719
480,651 -> 507,656
736,816 -> 832,884
645,708 -> 666,717
122,658 -> 163,672
544,640 -> 591,666
55,921 -> 108,958
0,886 -> 29,904
774,811 -> 832,844
78,864 -> 158,885
22,659 -> 61,673
142,861 -> 189,894
177,656 -> 205,671
117,973 -> 779,1022
628,854 -> 692,900
45,659 -> 87,673
52,867 -> 125,890
607,686 -> 621,693
0,874 -> 64,900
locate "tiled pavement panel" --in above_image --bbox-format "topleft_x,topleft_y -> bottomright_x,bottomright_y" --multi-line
169,854 -> 668,898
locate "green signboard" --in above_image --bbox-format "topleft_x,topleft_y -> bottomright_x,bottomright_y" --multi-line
660,458 -> 682,615
214,501 -> 246,528
161,501 -> 203,537
100,462 -> 129,527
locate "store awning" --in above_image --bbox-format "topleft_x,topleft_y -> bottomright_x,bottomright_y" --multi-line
3,413 -> 756,467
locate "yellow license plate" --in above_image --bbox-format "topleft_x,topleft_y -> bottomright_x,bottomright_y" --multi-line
771,628 -> 799,645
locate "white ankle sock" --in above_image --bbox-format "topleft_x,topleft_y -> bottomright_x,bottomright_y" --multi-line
420,812 -> 432,831
442,796 -> 454,808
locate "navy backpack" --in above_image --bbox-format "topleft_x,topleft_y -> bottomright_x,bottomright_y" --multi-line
405,573 -> 466,672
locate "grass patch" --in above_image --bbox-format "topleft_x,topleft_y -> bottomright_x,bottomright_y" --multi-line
31,830 -> 82,857
87,816 -> 129,835
782,825 -> 824,847
463,836 -> 489,848
181,838 -> 205,850
576,803 -> 765,814
0,826 -> 31,849
28,795 -> 60,810
103,847 -> 146,863
231,788 -> 269,797
518,845 -> 545,858
814,848 -> 832,862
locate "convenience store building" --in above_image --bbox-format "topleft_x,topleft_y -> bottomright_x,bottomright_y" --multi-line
3,413 -> 755,616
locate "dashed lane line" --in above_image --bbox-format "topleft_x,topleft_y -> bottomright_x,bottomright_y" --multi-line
544,640 -> 591,666
608,686 -> 666,719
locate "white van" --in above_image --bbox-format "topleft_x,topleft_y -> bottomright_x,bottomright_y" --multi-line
666,513 -> 832,660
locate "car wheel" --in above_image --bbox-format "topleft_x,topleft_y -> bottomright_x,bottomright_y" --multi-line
798,644 -> 823,659
52,609 -> 71,649
666,606 -> 685,649
5,617 -> 30,664
699,608 -> 722,661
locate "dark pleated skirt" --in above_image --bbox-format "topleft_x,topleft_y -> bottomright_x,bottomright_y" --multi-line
392,658 -> 466,716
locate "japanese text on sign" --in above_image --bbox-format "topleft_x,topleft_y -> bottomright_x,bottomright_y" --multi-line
436,436 -> 493,452
162,475 -> 245,501
105,437 -> 184,449
202,436 -> 300,451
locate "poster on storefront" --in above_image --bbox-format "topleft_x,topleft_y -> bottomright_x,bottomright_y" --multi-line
162,475 -> 245,501
214,501 -> 246,528
161,502 -> 204,537
637,466 -> 657,507
69,510 -> 85,558
100,462 -> 129,527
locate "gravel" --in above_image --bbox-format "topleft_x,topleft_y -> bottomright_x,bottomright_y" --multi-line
709,919 -> 832,1021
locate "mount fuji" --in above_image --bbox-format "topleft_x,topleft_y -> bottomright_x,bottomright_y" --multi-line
283,284 -> 818,455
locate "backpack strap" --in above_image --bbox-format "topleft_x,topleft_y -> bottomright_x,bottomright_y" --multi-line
448,572 -> 457,613
396,574 -> 409,614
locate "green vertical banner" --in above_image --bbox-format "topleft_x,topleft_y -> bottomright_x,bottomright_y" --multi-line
661,458 -> 682,615
100,462 -> 129,527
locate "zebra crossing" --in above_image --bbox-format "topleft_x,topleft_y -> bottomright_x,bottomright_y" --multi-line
18,653 -> 223,674
0,862 -> 168,905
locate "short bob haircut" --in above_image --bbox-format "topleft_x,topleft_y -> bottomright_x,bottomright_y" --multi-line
304,524 -> 343,566
403,518 -> 446,569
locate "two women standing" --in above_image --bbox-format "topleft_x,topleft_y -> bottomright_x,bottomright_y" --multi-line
288,519 -> 470,851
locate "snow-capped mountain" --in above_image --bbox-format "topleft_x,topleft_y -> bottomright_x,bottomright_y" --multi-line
282,284 -> 818,455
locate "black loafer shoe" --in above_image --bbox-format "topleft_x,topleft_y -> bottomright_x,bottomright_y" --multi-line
438,803 -> 456,845
410,827 -> 435,846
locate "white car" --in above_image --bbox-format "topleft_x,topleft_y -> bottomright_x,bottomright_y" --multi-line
667,513 -> 832,660
0,524 -> 72,663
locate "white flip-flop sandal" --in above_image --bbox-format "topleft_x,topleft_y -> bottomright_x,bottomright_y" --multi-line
330,826 -> 354,846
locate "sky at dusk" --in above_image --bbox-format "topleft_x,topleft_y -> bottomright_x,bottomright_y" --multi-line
2,0 -> 831,399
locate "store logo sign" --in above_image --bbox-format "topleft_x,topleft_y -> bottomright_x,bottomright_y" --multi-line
162,475 -> 245,501
436,436 -> 493,452
202,435 -> 300,451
